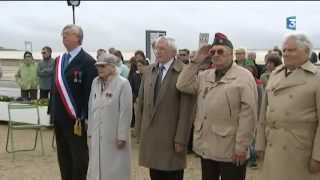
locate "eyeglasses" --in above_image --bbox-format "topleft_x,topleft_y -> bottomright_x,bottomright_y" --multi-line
96,64 -> 107,68
209,49 -> 225,56
41,52 -> 47,55
179,54 -> 187,56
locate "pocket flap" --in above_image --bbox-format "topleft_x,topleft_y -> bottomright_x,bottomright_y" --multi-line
211,126 -> 236,137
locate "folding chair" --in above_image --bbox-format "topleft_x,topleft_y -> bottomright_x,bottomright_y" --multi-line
5,102 -> 45,160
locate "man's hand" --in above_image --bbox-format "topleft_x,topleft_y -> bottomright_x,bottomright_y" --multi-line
116,140 -> 126,149
232,151 -> 247,166
256,150 -> 265,161
191,45 -> 212,64
174,143 -> 185,153
309,159 -> 320,174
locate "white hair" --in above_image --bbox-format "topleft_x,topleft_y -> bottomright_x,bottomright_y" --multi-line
154,36 -> 177,52
61,24 -> 84,45
283,32 -> 313,57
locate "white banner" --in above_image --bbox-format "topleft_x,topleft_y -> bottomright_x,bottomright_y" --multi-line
199,33 -> 210,48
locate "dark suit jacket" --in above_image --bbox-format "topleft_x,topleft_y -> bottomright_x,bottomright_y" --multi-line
128,71 -> 142,103
49,49 -> 97,129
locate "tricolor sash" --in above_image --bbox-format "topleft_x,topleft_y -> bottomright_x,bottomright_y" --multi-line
55,54 -> 79,121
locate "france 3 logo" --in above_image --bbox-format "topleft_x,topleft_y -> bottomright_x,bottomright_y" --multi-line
286,16 -> 296,30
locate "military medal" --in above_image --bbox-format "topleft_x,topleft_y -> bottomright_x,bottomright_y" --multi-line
73,70 -> 79,83
78,71 -> 82,83
106,92 -> 112,98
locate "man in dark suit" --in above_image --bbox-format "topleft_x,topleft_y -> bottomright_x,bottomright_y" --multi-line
135,36 -> 193,180
49,24 -> 97,180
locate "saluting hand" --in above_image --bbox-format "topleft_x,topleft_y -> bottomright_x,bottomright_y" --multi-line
191,44 -> 212,64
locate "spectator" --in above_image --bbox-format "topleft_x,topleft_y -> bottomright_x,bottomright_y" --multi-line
37,46 -> 55,99
15,51 -> 38,100
260,54 -> 282,88
177,49 -> 190,64
235,48 -> 255,67
310,51 -> 318,64
112,50 -> 130,78
96,48 -> 106,60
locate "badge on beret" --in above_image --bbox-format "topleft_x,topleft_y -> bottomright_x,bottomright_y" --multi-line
212,32 -> 233,49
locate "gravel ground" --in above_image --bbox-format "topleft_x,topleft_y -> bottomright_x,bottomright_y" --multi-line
0,124 -> 259,180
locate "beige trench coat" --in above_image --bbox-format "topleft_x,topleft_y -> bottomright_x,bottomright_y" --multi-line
135,59 -> 194,171
256,61 -> 320,180
176,63 -> 258,162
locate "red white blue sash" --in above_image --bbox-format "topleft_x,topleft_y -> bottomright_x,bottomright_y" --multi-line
55,54 -> 78,121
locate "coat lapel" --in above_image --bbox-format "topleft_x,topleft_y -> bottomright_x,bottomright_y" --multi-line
204,64 -> 237,89
272,69 -> 306,92
150,64 -> 158,105
151,60 -> 182,119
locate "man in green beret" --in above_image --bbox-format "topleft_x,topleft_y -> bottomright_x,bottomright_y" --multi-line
177,32 -> 258,180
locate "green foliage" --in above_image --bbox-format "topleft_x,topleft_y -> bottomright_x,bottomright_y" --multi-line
0,96 -> 48,106
0,95 -> 15,102
31,98 -> 49,106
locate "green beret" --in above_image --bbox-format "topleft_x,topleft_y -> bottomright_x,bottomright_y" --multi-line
212,32 -> 233,49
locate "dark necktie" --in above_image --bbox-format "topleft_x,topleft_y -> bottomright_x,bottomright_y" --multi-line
63,53 -> 71,71
215,70 -> 225,81
285,68 -> 294,77
154,65 -> 165,105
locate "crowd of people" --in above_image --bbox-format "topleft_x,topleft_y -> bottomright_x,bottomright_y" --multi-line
10,24 -> 320,180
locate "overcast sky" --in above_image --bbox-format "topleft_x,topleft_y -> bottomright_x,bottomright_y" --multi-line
1,1 -> 320,53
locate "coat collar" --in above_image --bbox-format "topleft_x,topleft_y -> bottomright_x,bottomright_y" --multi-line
206,63 -> 237,84
151,58 -> 183,73
273,61 -> 317,75
268,61 -> 317,92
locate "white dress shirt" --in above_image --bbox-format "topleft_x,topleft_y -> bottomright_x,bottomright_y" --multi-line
67,46 -> 82,64
159,58 -> 174,81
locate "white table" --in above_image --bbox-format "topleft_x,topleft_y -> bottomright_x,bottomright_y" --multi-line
0,102 -> 50,126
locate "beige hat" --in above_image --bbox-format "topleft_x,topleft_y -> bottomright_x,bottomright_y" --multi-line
96,53 -> 118,66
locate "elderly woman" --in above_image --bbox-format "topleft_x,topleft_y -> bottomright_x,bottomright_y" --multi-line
87,53 -> 133,180
15,51 -> 38,100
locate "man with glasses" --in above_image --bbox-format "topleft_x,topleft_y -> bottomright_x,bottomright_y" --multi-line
37,46 -> 55,99
177,32 -> 258,180
177,49 -> 190,64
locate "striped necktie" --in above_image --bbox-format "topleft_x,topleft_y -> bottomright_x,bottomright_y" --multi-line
63,53 -> 71,70
153,65 -> 165,105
